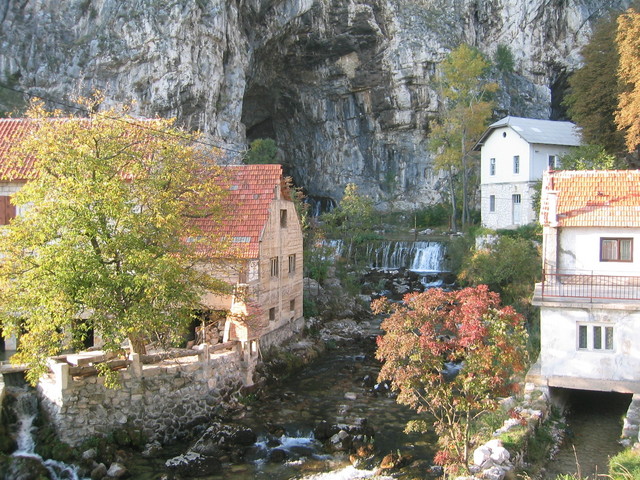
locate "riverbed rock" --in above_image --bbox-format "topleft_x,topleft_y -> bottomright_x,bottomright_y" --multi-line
90,462 -> 108,480
4,455 -> 52,480
267,448 -> 288,463
165,452 -> 222,477
106,462 -> 128,478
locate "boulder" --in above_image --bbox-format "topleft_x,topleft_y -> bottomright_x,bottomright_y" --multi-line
106,462 -> 128,478
90,463 -> 108,480
6,455 -> 52,480
165,452 -> 222,477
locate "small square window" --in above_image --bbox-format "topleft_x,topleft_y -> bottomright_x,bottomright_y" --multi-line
600,238 -> 633,262
489,158 -> 496,176
548,155 -> 558,169
513,155 -> 520,174
489,195 -> 496,212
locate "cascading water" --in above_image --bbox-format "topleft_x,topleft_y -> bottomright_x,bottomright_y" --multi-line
6,386 -> 84,480
324,240 -> 447,273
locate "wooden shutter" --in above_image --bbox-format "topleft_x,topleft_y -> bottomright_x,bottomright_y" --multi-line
0,196 -> 16,225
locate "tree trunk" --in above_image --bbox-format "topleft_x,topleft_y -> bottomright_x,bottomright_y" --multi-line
128,333 -> 147,355
448,167 -> 458,232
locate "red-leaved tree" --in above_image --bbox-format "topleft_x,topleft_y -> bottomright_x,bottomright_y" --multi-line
373,285 -> 529,473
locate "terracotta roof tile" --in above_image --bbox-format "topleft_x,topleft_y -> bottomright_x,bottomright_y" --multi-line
0,118 -> 38,181
540,170 -> 640,227
0,118 -> 285,259
194,164 -> 284,259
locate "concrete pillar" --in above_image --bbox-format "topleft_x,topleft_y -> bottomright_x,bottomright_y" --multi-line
199,344 -> 211,378
51,362 -> 69,392
129,353 -> 142,378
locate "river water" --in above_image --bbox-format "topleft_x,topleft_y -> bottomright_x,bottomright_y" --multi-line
128,320 -> 438,479
543,390 -> 631,479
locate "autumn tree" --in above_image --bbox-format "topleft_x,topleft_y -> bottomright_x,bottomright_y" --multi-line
616,8 -> 640,153
565,13 -> 626,154
430,44 -> 498,231
0,99 -> 230,385
374,285 -> 529,474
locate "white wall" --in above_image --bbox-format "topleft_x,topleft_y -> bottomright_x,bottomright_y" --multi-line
481,182 -> 538,229
557,227 -> 640,274
540,306 -> 640,387
480,126 -> 532,185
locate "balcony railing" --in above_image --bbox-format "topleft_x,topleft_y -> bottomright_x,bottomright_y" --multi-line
540,272 -> 640,301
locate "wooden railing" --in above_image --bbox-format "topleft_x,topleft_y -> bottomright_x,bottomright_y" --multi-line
540,272 -> 640,301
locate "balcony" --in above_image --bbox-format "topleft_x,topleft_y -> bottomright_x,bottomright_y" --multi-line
533,272 -> 640,306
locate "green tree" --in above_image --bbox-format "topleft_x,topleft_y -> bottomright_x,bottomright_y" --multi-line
0,99 -> 230,385
373,285 -> 529,474
494,44 -> 515,73
244,138 -> 278,164
559,144 -> 620,170
458,236 -> 541,311
430,44 -> 498,231
616,8 -> 640,153
565,13 -> 626,154
320,183 -> 377,259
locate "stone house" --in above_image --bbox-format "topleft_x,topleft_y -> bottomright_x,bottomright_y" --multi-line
0,118 -> 304,353
475,116 -> 581,230
531,169 -> 640,394
199,164 -> 304,351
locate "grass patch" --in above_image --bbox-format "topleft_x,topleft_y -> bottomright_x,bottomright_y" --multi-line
609,448 -> 640,479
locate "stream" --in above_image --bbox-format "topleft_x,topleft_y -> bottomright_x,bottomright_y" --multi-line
543,390 -> 631,479
127,318 -> 438,479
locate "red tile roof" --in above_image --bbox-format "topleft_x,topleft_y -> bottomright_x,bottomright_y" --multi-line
540,170 -> 640,227
195,164 -> 286,259
0,118 -> 287,259
0,118 -> 38,181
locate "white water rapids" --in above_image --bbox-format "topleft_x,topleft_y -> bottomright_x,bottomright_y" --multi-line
9,387 -> 84,480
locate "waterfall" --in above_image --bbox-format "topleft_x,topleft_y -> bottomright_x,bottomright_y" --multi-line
7,386 -> 84,480
367,241 -> 446,273
319,240 -> 447,273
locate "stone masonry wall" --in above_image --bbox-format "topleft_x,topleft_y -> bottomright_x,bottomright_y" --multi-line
37,347 -> 249,446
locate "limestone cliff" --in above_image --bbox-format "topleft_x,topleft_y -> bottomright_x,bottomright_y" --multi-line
0,0 -> 630,209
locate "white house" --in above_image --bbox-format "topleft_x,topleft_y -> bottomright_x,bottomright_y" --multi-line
531,169 -> 640,394
475,116 -> 581,230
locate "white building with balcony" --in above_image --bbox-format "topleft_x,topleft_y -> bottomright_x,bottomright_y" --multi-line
531,169 -> 640,394
475,116 -> 581,230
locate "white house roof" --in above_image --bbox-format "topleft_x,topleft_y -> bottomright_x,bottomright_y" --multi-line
474,116 -> 582,150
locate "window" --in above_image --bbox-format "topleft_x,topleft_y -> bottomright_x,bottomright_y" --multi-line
290,299 -> 295,312
269,307 -> 276,321
578,324 -> 613,351
489,158 -> 496,176
0,196 -> 16,225
270,257 -> 279,277
280,209 -> 287,228
489,195 -> 496,212
548,155 -> 558,169
513,155 -> 520,174
512,194 -> 521,204
600,238 -> 633,262
288,254 -> 296,273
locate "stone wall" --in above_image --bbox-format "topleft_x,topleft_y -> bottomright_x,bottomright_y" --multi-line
37,345 -> 251,446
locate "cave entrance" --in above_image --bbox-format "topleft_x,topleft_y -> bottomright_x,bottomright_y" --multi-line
241,85 -> 276,143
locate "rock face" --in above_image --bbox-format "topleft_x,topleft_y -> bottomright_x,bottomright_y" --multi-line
0,0 -> 630,208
